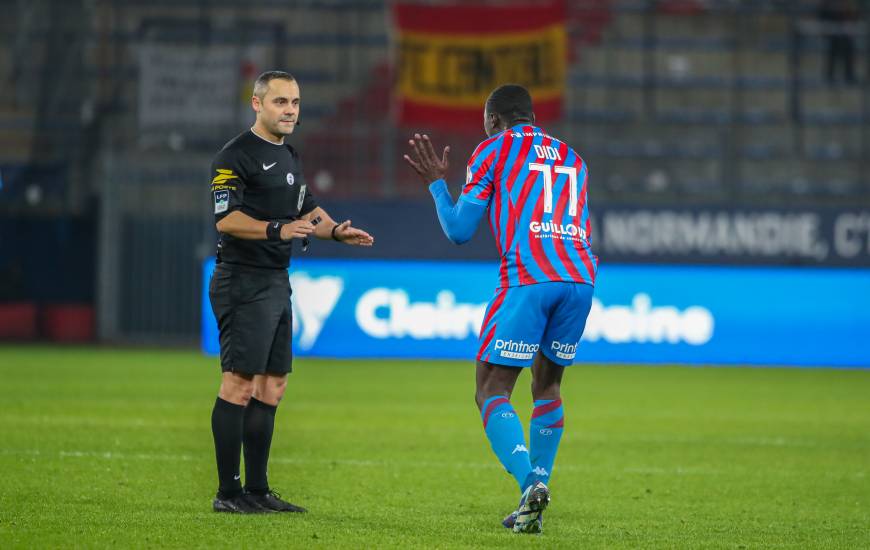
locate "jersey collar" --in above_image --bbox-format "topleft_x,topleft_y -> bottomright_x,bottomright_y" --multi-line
508,123 -> 539,133
249,127 -> 285,146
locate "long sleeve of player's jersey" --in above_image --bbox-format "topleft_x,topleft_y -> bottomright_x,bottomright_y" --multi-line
428,179 -> 486,245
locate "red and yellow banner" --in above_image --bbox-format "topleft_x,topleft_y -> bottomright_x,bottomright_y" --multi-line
393,2 -> 566,128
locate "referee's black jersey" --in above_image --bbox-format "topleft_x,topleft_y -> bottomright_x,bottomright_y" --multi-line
210,129 -> 318,269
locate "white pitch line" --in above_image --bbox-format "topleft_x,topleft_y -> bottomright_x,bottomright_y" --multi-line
1,414 -> 845,450
3,448 -> 865,479
562,433 -> 832,448
0,447 -> 694,473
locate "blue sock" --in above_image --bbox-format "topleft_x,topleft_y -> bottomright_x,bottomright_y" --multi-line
480,396 -> 534,493
529,399 -> 564,486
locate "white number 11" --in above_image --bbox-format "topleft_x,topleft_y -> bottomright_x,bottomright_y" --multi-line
528,163 -> 578,216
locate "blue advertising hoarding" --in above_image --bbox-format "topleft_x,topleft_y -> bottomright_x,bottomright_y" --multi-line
202,258 -> 870,368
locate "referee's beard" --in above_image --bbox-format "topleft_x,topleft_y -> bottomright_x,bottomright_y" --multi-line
253,116 -> 296,142
268,117 -> 297,137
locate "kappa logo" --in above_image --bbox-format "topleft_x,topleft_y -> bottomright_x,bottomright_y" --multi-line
289,272 -> 343,350
501,411 -> 515,419
532,466 -> 549,477
539,428 -> 553,436
511,444 -> 529,455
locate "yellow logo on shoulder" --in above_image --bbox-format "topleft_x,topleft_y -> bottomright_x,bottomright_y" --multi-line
212,169 -> 239,185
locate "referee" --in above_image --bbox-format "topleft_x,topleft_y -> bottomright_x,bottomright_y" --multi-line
208,70 -> 373,514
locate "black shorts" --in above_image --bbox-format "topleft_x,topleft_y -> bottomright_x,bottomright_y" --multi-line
208,263 -> 293,375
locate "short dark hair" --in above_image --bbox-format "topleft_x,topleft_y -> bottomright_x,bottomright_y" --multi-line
485,84 -> 534,122
253,70 -> 295,99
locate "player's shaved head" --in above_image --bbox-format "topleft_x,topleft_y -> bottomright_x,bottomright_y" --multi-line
483,84 -> 535,137
253,70 -> 296,100
485,84 -> 534,123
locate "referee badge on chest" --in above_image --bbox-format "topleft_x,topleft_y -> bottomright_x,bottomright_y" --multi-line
286,172 -> 295,186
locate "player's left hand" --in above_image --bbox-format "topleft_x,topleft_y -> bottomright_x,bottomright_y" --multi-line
333,220 -> 374,246
404,134 -> 450,184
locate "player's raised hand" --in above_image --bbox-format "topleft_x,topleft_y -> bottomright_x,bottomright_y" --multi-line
404,133 -> 450,184
333,220 -> 374,246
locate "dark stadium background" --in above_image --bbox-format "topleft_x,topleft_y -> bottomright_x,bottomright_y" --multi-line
2,2 -> 869,548
0,0 -> 868,353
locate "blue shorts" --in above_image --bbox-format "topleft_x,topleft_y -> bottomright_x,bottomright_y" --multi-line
477,282 -> 594,368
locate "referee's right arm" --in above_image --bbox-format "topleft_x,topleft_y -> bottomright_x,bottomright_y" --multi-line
210,151 -> 313,241
216,211 -> 314,241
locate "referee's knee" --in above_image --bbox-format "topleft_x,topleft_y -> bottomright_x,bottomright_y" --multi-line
252,375 -> 288,407
218,373 -> 255,406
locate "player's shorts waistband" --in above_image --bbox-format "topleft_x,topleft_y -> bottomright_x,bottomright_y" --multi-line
497,280 -> 594,290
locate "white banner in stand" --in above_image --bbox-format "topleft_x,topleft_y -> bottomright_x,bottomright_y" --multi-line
138,45 -> 239,128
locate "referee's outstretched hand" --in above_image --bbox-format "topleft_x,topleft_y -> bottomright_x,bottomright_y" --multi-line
333,220 -> 374,247
281,219 -> 315,241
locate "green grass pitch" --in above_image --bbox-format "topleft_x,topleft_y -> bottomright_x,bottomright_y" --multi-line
0,346 -> 868,549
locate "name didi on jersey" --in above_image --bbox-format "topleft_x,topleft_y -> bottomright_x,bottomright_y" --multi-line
528,142 -> 587,242
464,124 -> 597,287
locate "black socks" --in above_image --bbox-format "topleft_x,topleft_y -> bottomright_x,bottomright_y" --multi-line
242,397 -> 278,494
211,397 -> 246,498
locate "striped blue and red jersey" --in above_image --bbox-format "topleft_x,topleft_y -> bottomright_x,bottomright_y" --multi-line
459,124 -> 598,288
